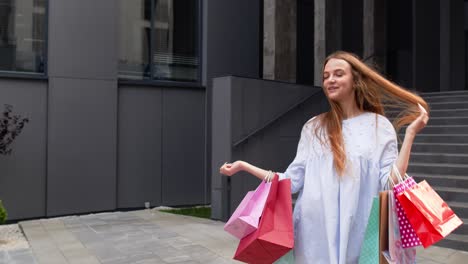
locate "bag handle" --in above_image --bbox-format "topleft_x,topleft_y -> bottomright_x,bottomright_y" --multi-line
391,164 -> 413,189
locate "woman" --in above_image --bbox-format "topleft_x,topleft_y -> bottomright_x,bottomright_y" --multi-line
219,51 -> 429,263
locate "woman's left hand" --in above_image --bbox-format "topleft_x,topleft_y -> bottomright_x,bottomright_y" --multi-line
406,103 -> 429,136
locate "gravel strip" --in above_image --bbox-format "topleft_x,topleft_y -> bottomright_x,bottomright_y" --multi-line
0,224 -> 30,251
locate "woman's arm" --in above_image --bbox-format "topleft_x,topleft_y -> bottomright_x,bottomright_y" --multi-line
392,104 -> 429,180
219,161 -> 270,181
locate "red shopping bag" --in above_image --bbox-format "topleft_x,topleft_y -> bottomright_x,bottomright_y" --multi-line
233,174 -> 294,263
396,180 -> 463,248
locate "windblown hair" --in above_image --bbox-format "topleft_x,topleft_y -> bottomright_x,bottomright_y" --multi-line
316,51 -> 429,176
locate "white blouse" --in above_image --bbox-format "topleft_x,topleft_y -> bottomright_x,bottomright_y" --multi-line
278,112 -> 397,264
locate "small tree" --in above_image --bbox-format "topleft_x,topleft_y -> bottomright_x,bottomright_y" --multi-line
0,104 -> 28,225
0,200 -> 6,224
0,104 -> 29,155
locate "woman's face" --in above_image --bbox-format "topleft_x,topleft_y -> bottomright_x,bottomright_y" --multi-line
322,58 -> 354,103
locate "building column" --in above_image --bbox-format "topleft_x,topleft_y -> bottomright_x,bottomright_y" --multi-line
313,0 -> 326,86
440,0 -> 465,91
363,0 -> 386,71
263,0 -> 297,82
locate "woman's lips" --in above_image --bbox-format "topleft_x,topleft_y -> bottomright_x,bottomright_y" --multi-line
328,86 -> 339,93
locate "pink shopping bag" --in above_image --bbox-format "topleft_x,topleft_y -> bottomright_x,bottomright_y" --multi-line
224,180 -> 271,239
383,191 -> 416,264
393,177 -> 422,248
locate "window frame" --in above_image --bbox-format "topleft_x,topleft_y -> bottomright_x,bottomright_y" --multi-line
0,0 -> 49,79
118,0 -> 203,86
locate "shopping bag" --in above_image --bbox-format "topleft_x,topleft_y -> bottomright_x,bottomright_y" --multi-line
396,180 -> 463,248
383,191 -> 416,264
379,191 -> 389,264
393,177 -> 422,248
224,180 -> 271,239
233,174 -> 294,263
359,196 -> 380,264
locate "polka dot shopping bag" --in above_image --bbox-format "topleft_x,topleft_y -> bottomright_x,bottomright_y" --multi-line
391,165 -> 422,248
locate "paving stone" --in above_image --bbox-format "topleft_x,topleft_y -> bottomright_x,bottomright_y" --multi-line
445,251 -> 468,264
8,252 -> 37,264
162,255 -> 192,263
16,210 -> 467,264
34,249 -> 68,264
68,255 -> 101,264
155,231 -> 179,239
8,248 -> 32,256
0,251 -> 9,264
417,246 -> 458,263
102,253 -> 159,264
86,244 -> 125,262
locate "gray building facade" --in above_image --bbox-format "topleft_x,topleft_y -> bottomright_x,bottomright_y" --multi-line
0,0 -> 466,221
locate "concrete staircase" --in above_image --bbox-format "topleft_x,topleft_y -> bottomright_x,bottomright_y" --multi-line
398,90 -> 468,251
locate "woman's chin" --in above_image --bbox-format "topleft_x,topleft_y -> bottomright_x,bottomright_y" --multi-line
327,94 -> 343,102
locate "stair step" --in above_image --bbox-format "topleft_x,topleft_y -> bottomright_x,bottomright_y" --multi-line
408,162 -> 468,176
424,94 -> 468,103
412,174 -> 468,189
428,102 -> 468,110
422,109 -> 468,118
431,186 -> 468,203
435,233 -> 468,252
421,90 -> 468,97
400,134 -> 468,144
387,108 -> 468,118
410,152 -> 468,164
425,117 -> 468,126
390,117 -> 468,126
454,219 -> 468,235
407,143 -> 468,153
403,125 -> 468,134
448,202 -> 468,220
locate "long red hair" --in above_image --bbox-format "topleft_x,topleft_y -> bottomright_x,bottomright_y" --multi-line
316,51 -> 429,176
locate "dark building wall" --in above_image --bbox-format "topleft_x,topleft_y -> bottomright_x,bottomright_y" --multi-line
1,0 -> 208,220
117,85 -> 206,209
413,0 -> 440,92
342,0 -> 363,57
0,80 -> 47,220
117,86 -> 163,209
46,0 -> 118,216
387,0 -> 413,88
203,0 -> 261,205
210,76 -> 329,221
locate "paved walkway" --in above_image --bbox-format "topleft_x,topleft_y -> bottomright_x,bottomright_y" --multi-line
0,209 -> 466,263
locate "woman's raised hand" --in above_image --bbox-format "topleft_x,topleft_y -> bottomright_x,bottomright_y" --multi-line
219,161 -> 244,176
406,103 -> 429,136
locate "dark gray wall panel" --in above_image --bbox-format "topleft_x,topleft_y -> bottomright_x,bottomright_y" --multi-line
0,80 -> 47,220
117,86 -> 162,208
413,0 -> 440,92
48,0 -> 117,80
211,77 -> 232,220
203,0 -> 260,86
162,88 -> 206,206
47,78 -> 117,216
210,76 -> 328,220
203,1 -> 261,203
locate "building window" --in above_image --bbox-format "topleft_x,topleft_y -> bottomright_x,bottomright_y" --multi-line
0,0 -> 47,74
119,0 -> 199,82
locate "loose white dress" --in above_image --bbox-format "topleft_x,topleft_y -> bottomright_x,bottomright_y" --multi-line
278,112 -> 397,264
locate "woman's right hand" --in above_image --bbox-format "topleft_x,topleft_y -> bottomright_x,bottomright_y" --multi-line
220,161 -> 244,176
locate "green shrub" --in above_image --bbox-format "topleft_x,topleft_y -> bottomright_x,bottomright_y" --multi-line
0,200 -> 7,224
159,206 -> 211,219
